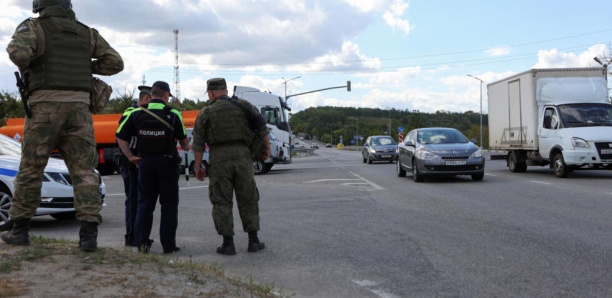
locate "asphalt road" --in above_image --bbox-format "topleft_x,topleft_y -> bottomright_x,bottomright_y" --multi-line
28,148 -> 612,297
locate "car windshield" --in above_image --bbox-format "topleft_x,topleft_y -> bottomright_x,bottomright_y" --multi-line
559,103 -> 612,127
0,134 -> 22,156
417,130 -> 469,144
372,137 -> 396,146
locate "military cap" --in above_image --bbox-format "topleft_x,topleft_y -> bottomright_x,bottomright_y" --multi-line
137,85 -> 152,94
207,78 -> 227,91
151,81 -> 174,97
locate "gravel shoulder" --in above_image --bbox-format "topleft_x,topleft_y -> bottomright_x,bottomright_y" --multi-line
0,236 -> 281,298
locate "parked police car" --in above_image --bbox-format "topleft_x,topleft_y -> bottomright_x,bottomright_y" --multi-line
0,134 -> 106,230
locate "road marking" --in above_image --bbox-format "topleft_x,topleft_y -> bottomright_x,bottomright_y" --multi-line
350,172 -> 385,190
531,181 -> 552,185
304,173 -> 384,191
305,179 -> 360,183
352,280 -> 400,298
105,185 -> 209,196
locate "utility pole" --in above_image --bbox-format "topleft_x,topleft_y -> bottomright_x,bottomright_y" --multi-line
382,105 -> 392,136
467,74 -> 485,148
282,76 -> 301,101
173,29 -> 180,101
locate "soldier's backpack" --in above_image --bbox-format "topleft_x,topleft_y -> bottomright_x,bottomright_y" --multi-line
90,77 -> 112,114
226,96 -> 267,159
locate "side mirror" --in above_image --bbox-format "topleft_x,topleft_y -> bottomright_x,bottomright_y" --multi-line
363,143 -> 369,147
405,140 -> 415,147
470,138 -> 478,145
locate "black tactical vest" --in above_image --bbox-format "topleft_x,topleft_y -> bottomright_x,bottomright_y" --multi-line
135,103 -> 176,156
27,10 -> 92,93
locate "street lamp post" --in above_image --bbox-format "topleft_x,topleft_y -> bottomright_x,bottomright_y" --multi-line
467,74 -> 485,148
382,105 -> 392,136
282,76 -> 301,101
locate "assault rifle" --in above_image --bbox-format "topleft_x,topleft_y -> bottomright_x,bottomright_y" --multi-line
14,71 -> 31,118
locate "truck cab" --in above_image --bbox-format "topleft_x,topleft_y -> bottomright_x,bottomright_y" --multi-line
233,86 -> 293,174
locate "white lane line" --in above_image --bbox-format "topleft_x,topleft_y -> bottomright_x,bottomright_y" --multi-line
105,185 -> 209,196
350,171 -> 385,190
352,280 -> 400,298
305,179 -> 360,183
531,181 -> 552,185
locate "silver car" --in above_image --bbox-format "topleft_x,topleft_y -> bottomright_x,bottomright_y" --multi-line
362,135 -> 397,164
396,127 -> 485,182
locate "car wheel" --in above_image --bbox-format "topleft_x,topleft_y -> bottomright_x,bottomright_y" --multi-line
97,162 -> 117,176
0,187 -> 13,231
397,159 -> 406,177
552,153 -> 569,178
471,173 -> 484,181
367,155 -> 373,164
508,151 -> 527,173
186,161 -> 193,175
253,160 -> 267,175
412,160 -> 424,182
51,211 -> 76,220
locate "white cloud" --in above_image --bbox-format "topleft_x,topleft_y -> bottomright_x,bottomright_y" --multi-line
533,44 -> 610,68
382,0 -> 413,35
485,46 -> 511,57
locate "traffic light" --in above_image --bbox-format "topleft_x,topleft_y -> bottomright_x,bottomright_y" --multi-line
347,80 -> 351,92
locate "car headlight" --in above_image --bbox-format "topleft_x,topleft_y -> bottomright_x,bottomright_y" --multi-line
369,148 -> 377,154
44,172 -> 70,185
470,149 -> 483,158
571,137 -> 590,148
416,149 -> 439,160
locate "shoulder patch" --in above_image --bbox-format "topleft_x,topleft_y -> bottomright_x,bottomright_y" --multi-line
16,23 -> 30,33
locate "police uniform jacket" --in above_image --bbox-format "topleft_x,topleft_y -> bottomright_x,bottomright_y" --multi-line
115,99 -> 187,156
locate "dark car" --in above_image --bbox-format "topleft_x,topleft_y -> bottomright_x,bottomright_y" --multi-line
396,127 -> 485,182
362,135 -> 397,164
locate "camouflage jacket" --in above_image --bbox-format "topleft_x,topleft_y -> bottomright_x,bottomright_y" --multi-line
6,7 -> 124,104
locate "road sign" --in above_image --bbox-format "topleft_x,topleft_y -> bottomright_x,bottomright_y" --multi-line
398,126 -> 404,133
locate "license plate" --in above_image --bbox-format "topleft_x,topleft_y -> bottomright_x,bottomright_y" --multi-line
445,160 -> 467,166
601,149 -> 612,154
381,155 -> 392,158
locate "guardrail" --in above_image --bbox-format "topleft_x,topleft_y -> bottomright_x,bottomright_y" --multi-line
292,148 -> 316,157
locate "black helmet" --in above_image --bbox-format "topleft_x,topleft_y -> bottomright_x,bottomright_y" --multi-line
32,0 -> 72,13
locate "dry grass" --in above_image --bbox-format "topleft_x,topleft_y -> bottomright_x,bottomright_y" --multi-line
0,236 -> 289,298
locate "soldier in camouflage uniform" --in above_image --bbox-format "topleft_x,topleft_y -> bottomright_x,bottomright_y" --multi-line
193,78 -> 270,255
1,0 -> 124,252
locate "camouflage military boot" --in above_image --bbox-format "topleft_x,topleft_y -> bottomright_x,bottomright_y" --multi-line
1,218 -> 31,246
79,221 -> 98,252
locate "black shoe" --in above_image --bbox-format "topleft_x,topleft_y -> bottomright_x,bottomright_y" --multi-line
163,246 -> 181,254
138,239 -> 154,253
216,243 -> 236,255
248,241 -> 265,252
127,238 -> 153,247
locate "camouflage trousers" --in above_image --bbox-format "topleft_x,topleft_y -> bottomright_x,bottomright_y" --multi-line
9,102 -> 102,224
208,157 -> 260,236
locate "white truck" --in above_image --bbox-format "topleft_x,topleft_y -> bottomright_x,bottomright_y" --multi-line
488,67 -> 612,177
233,86 -> 292,174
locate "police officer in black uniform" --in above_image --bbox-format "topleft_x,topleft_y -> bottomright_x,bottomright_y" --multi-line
116,81 -> 189,254
118,85 -> 151,246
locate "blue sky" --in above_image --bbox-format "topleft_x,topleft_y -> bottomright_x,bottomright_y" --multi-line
1,0 -> 610,114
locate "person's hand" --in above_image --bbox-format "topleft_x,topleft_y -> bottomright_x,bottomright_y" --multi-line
195,165 -> 207,181
128,156 -> 141,167
260,147 -> 271,161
